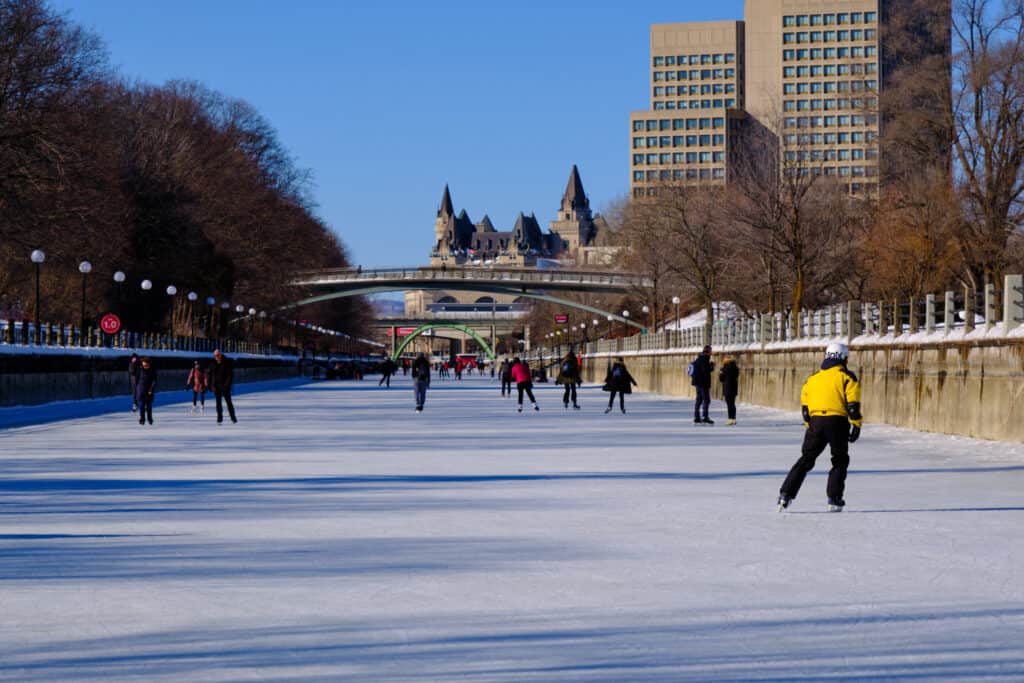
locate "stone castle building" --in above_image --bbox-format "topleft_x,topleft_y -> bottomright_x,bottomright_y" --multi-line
430,165 -> 606,267
406,165 -> 614,316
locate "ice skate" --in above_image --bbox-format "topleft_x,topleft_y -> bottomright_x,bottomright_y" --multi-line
702,417 -> 715,425
777,495 -> 791,512
727,419 -> 736,426
605,407 -> 612,414
573,403 -> 580,410
827,497 -> 845,512
533,404 -> 539,411
518,406 -> 523,413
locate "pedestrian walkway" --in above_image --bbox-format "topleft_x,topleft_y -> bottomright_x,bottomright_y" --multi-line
0,375 -> 1022,681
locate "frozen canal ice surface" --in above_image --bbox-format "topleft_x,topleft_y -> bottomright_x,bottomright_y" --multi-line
0,375 -> 1022,681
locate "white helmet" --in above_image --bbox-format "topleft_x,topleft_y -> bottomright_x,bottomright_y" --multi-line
824,342 -> 849,360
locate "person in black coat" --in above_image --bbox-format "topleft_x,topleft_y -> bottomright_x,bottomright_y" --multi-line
690,344 -> 715,424
499,358 -> 513,398
378,358 -> 396,387
134,356 -> 157,425
209,349 -> 237,424
603,357 -> 638,414
719,356 -> 740,425
411,352 -> 431,412
556,347 -> 581,409
128,353 -> 140,412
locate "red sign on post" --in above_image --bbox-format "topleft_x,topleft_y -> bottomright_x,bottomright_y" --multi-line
554,314 -> 569,324
100,313 -> 121,335
387,327 -> 417,337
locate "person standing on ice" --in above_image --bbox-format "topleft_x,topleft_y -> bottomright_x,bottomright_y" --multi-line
186,360 -> 208,415
499,358 -> 513,398
690,345 -> 715,424
718,356 -> 740,425
510,357 -> 539,412
378,357 -> 396,387
777,342 -> 863,512
411,352 -> 431,412
556,346 -> 581,409
128,353 -> 141,412
134,356 -> 157,426
209,349 -> 237,424
602,357 -> 638,414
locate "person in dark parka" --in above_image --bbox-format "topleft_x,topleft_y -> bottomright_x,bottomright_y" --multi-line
499,358 -> 513,398
128,353 -> 141,412
209,349 -> 237,424
134,356 -> 157,425
690,344 -> 715,424
378,357 -> 396,387
719,356 -> 740,425
411,352 -> 431,412
603,357 -> 638,414
556,347 -> 581,409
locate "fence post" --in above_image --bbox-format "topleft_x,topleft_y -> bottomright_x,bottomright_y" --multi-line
963,285 -> 976,332
1004,275 -> 1023,332
877,301 -> 887,336
925,294 -> 936,334
847,300 -> 862,340
984,282 -> 996,329
908,297 -> 919,335
944,291 -> 955,335
892,300 -> 902,337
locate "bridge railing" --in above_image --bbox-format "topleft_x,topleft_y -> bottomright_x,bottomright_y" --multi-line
555,275 -> 1024,357
292,266 -> 651,288
0,319 -> 297,357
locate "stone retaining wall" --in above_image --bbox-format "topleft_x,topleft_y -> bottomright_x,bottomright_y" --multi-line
0,354 -> 301,408
582,341 -> 1024,442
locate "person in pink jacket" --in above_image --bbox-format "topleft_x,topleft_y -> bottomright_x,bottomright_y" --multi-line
185,360 -> 208,415
510,357 -> 539,413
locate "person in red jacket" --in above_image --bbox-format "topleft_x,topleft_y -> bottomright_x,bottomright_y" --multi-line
510,357 -> 539,413
185,360 -> 208,415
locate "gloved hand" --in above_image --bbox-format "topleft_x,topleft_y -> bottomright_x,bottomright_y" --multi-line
849,425 -> 861,443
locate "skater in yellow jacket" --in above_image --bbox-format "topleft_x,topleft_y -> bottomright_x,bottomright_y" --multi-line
778,343 -> 862,512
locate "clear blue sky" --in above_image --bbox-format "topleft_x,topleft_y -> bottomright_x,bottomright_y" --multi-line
51,0 -> 746,267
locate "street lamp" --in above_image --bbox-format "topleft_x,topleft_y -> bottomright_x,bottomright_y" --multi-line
672,296 -> 681,346
187,291 -> 198,338
30,249 -> 45,339
642,305 -> 650,331
622,310 -> 630,337
78,261 -> 92,337
113,270 -> 126,307
606,314 -> 613,338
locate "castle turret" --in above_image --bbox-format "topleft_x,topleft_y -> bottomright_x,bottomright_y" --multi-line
549,165 -> 597,255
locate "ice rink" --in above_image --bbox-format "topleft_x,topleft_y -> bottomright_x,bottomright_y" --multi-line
1,374 -> 1022,681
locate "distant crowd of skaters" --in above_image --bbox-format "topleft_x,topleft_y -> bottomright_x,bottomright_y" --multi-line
124,340 -> 862,512
127,349 -> 239,426
388,342 -> 864,512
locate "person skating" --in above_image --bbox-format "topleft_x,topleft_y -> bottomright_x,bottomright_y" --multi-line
602,357 -> 638,414
209,349 -> 237,424
186,360 -> 208,415
510,357 -> 539,412
411,352 -> 431,412
777,343 -> 863,512
499,358 -> 513,398
556,346 -> 581,409
719,356 -> 740,425
134,356 -> 157,425
128,353 -> 140,412
690,345 -> 714,424
378,357 -> 396,387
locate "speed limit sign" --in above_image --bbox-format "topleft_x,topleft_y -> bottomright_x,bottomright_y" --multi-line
100,313 -> 122,335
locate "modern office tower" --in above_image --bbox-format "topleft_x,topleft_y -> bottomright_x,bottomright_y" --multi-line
746,0 -> 883,194
629,1 -> 949,196
629,21 -> 744,196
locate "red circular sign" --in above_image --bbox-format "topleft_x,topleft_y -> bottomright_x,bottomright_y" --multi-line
100,313 -> 122,334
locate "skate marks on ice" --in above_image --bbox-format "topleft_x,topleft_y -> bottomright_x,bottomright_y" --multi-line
2,604 -> 1023,682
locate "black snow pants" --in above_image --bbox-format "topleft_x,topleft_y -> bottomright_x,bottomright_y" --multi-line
780,415 -> 850,501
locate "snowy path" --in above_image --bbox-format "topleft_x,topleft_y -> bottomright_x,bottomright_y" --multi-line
0,375 -> 1022,682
